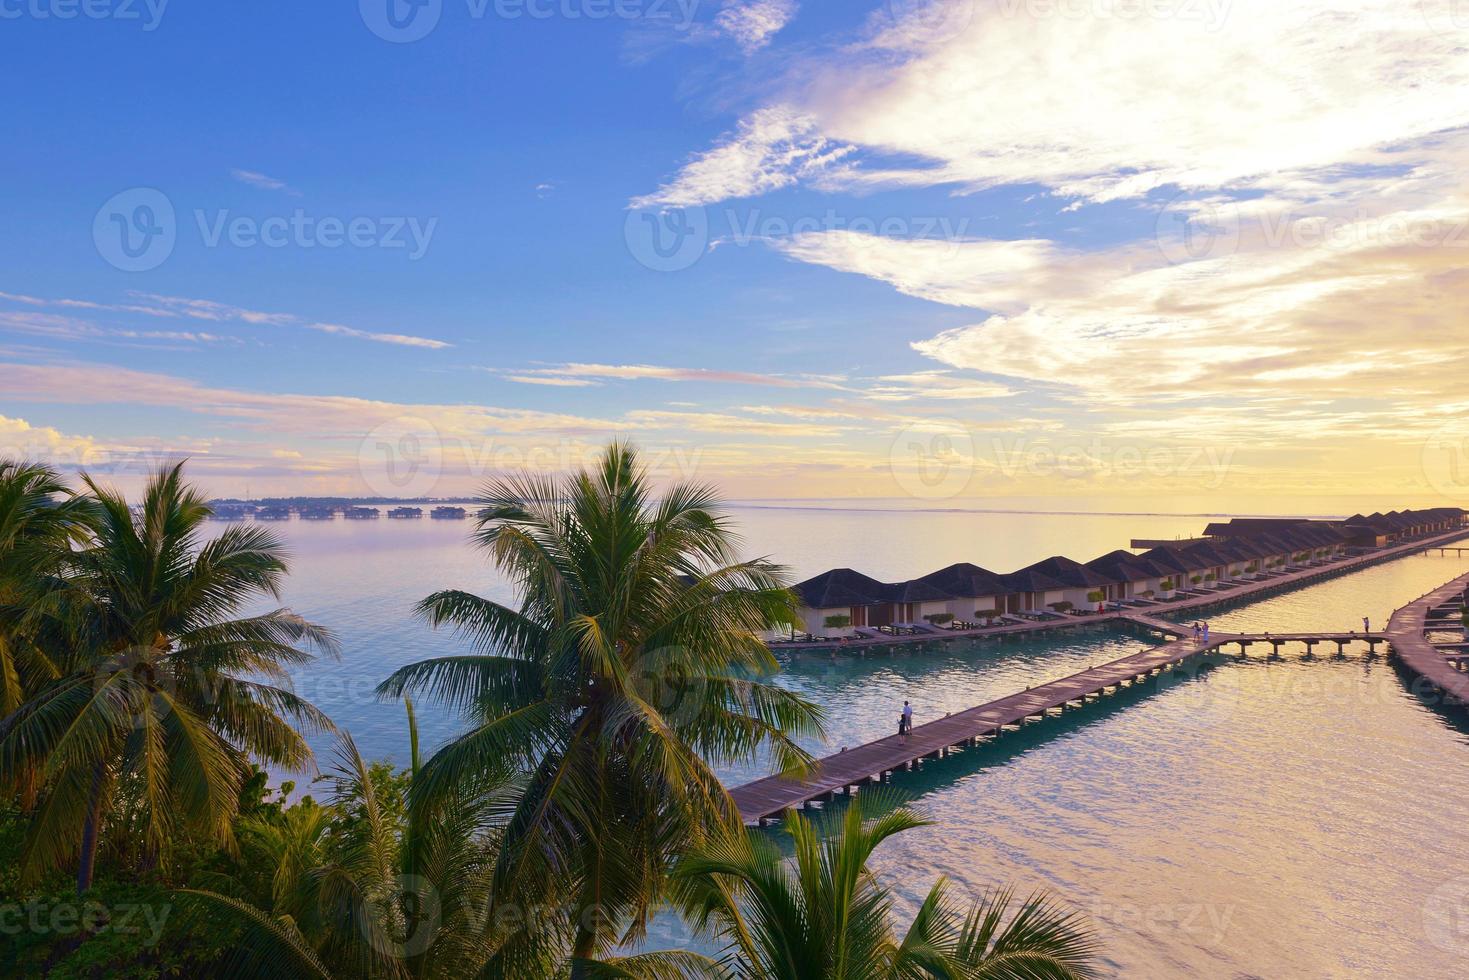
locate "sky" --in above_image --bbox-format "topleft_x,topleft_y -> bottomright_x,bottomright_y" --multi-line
3,0 -> 1469,508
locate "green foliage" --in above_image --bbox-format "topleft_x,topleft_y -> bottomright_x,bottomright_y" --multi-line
974,608 -> 1001,620
377,443 -> 826,967
823,614 -> 852,629
1160,579 -> 1175,592
671,795 -> 1100,979
1049,601 -> 1073,613
1086,590 -> 1105,604
1189,575 -> 1202,585
0,462 -> 338,891
922,612 -> 954,624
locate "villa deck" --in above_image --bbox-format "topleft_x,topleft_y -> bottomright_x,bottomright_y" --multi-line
772,527 -> 1469,654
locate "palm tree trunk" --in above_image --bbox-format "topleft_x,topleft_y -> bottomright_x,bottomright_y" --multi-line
569,925 -> 598,978
76,762 -> 106,894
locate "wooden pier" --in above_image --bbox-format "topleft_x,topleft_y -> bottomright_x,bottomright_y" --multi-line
729,560 -> 1469,826
731,617 -> 1396,825
1384,571 -> 1469,706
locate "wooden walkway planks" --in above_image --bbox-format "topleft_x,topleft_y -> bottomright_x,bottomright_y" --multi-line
730,632 -> 1225,824
1384,571 -> 1469,707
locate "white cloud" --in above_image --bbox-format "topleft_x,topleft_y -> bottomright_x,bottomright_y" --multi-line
638,2 -> 1469,207
714,0 -> 797,53
630,107 -> 856,209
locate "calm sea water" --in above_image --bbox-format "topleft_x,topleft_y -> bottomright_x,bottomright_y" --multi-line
240,505 -> 1469,978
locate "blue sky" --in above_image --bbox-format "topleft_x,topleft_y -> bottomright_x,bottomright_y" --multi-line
3,1 -> 1469,504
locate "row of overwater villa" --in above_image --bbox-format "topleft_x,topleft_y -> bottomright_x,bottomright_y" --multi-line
781,508 -> 1468,641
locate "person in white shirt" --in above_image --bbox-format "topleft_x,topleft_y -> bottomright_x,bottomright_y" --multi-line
899,700 -> 913,742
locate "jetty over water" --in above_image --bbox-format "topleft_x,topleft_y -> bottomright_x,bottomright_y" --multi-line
1385,570 -> 1469,706
731,534 -> 1469,826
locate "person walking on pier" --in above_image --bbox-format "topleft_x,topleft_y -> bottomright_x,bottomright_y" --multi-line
1192,622 -> 1201,645
899,700 -> 913,743
1363,615 -> 1370,633
1202,621 -> 1211,645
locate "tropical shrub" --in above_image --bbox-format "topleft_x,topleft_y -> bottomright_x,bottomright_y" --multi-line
823,614 -> 853,629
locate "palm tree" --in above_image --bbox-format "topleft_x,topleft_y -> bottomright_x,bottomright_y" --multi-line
0,461 -> 337,892
0,459 -> 96,717
672,796 -> 1100,979
187,701 -> 528,980
377,442 -> 825,973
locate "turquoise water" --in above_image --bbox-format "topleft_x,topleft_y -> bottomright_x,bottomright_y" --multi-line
238,509 -> 1469,977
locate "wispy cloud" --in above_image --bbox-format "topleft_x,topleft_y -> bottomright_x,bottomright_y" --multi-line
495,361 -> 848,389
0,291 -> 454,350
714,0 -> 797,53
230,168 -> 298,195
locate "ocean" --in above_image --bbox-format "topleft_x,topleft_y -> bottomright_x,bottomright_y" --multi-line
234,502 -> 1469,977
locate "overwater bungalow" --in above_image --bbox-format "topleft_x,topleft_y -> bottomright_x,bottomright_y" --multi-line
998,564 -> 1072,614
1016,556 -> 1120,611
1084,550 -> 1161,600
431,506 -> 468,520
344,506 -> 380,520
912,562 -> 1010,622
791,568 -> 888,636
778,506 -> 1468,642
299,506 -> 337,521
880,578 -> 960,627
1135,546 -> 1193,596
387,506 -> 423,519
254,506 -> 291,521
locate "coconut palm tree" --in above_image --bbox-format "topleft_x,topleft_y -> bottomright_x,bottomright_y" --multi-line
671,796 -> 1100,980
377,442 -> 825,973
0,461 -> 337,892
0,459 -> 96,716
188,701 -> 529,980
